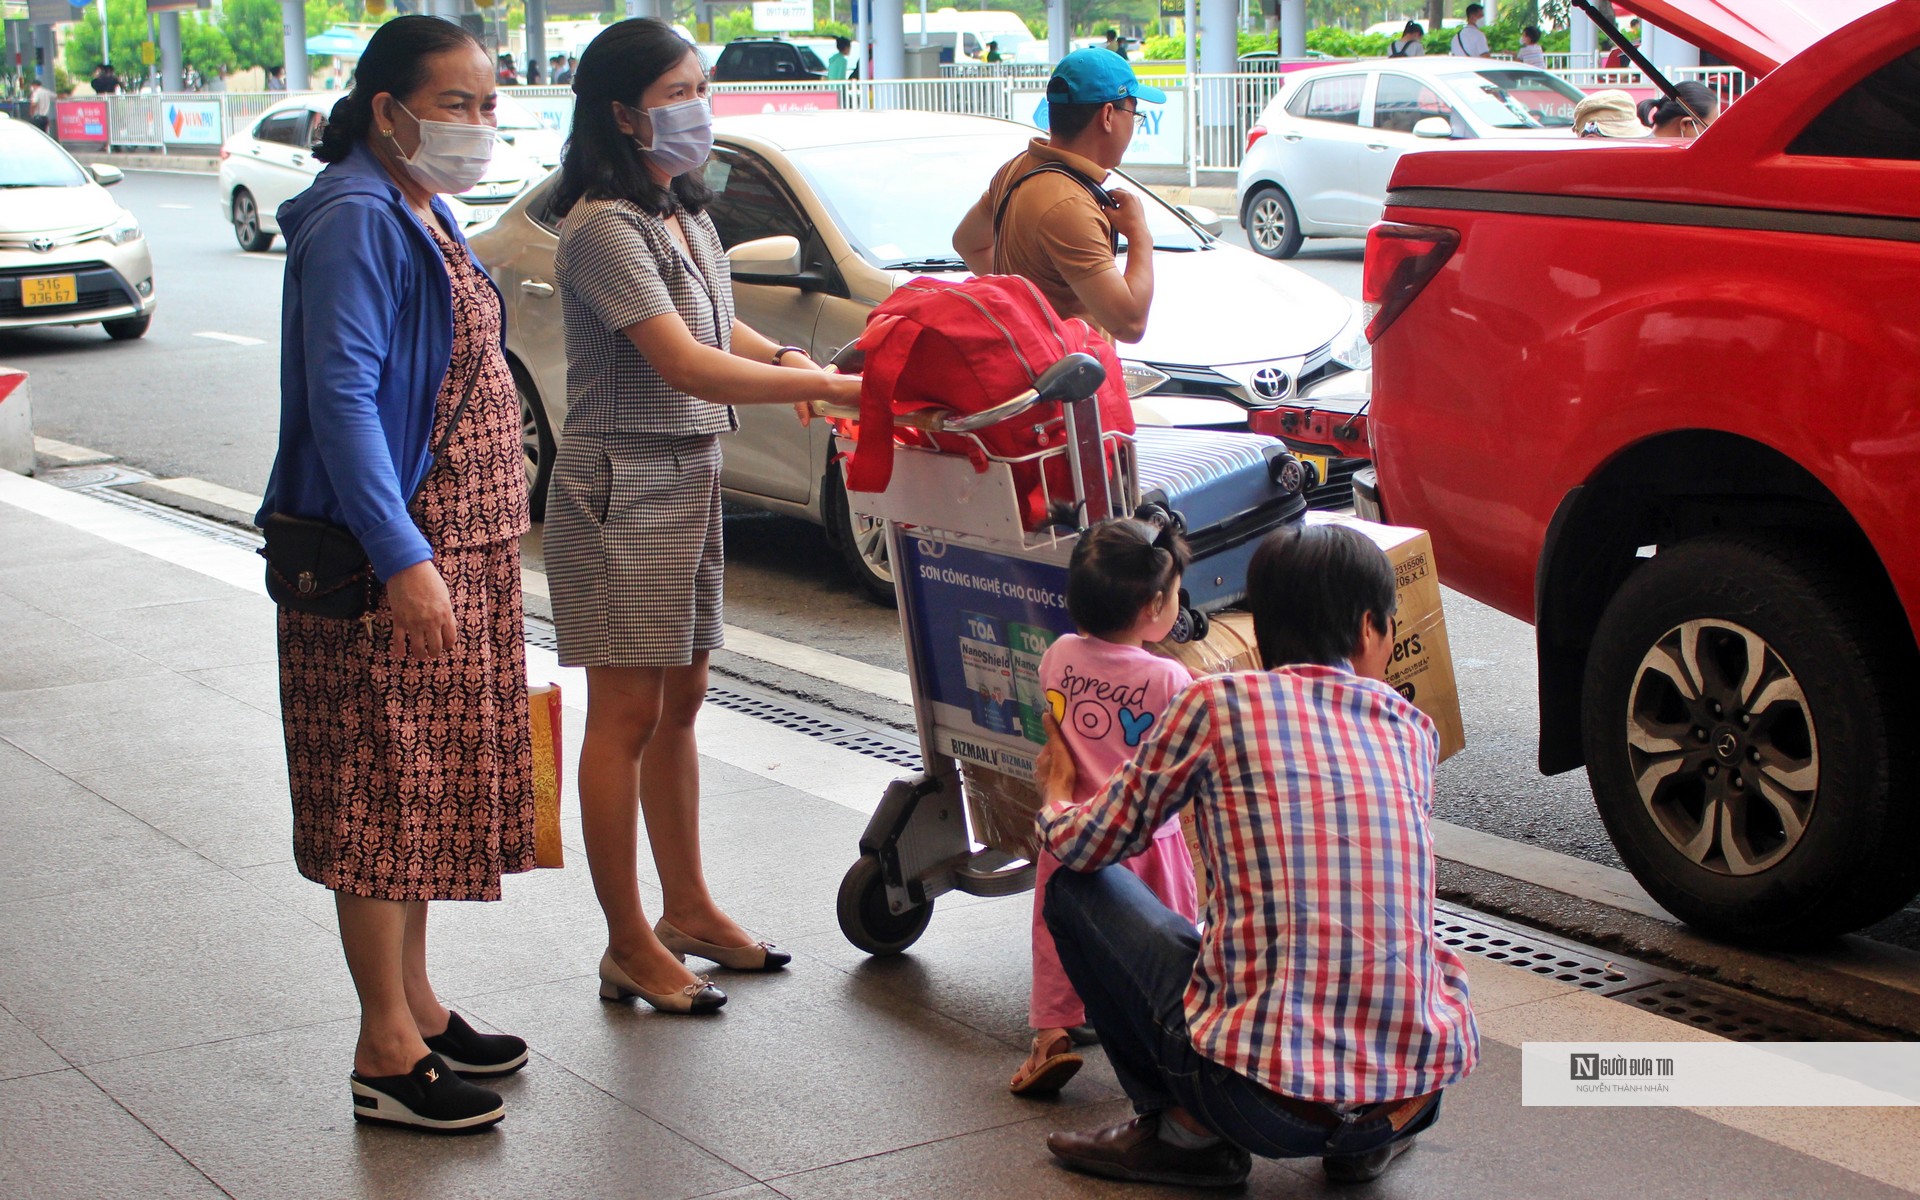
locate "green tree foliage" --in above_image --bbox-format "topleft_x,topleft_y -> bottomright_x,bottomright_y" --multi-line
64,0 -> 154,80
181,14 -> 237,76
221,0 -> 284,70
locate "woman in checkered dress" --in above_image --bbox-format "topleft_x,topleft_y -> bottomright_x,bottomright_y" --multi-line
545,20 -> 862,1014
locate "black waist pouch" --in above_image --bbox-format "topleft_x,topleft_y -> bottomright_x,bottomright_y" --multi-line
259,514 -> 378,620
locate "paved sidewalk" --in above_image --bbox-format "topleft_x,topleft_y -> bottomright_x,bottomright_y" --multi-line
1,469 -> 1917,1200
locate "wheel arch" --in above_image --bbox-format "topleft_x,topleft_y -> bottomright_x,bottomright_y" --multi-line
1534,429 -> 1913,775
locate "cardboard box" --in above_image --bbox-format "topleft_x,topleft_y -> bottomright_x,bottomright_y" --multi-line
1306,512 -> 1467,762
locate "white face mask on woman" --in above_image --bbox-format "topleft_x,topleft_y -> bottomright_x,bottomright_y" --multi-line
630,98 -> 714,177
389,100 -> 498,195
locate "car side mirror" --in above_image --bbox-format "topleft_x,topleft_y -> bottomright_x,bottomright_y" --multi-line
728,235 -> 826,291
90,163 -> 125,187
1178,204 -> 1223,236
1413,116 -> 1453,139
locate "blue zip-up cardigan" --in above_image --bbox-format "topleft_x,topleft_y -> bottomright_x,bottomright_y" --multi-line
255,144 -> 506,581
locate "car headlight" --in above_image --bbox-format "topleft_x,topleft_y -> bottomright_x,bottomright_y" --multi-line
1329,302 -> 1371,371
1119,360 -> 1170,398
103,211 -> 143,246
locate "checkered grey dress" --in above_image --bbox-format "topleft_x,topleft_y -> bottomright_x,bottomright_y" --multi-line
546,198 -> 739,667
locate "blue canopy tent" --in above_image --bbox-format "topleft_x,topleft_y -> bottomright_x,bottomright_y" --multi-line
304,26 -> 372,58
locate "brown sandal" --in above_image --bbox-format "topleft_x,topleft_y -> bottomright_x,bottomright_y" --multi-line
1010,1030 -> 1084,1096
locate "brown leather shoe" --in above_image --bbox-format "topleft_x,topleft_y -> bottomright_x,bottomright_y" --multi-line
1046,1115 -> 1251,1188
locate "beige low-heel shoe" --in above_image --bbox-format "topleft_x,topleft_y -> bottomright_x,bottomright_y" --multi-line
654,918 -> 793,972
597,950 -> 727,1014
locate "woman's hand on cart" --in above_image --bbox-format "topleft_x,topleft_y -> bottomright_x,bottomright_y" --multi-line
780,354 -> 860,426
1035,713 -> 1080,816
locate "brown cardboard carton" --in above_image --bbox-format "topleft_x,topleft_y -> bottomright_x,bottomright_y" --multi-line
1306,512 -> 1467,761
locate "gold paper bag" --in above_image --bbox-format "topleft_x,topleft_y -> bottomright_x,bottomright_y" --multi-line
529,683 -> 565,869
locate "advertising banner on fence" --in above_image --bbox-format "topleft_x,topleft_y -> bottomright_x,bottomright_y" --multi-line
162,99 -> 223,145
55,99 -> 109,144
711,90 -> 842,117
1013,88 -> 1186,168
899,536 -> 1076,778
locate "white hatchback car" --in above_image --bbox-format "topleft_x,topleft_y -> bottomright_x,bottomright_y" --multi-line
217,94 -> 548,251
1235,57 -> 1590,258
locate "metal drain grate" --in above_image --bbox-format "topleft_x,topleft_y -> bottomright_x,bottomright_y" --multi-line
74,485 -> 266,552
523,617 -> 558,651
1609,980 -> 1872,1041
1435,904 -> 1663,996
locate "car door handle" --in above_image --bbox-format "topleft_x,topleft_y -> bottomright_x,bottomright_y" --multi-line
1366,143 -> 1390,151
519,280 -> 555,298
1282,132 -> 1303,142
290,153 -> 304,166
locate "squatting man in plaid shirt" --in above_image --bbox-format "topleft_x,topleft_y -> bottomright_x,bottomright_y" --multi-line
1035,523 -> 1481,1187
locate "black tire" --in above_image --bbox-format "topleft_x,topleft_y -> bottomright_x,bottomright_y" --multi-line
836,854 -> 932,956
231,188 -> 274,253
513,362 -> 555,522
1581,536 -> 1920,946
824,457 -> 896,606
1242,185 -> 1303,260
102,314 -> 150,340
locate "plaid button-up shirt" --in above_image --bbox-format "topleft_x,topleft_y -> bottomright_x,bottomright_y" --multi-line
1044,665 -> 1480,1104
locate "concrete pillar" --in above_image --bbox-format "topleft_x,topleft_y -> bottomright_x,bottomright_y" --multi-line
1199,0 -> 1233,74
1046,0 -> 1068,64
159,11 -> 184,92
32,22 -> 55,85
281,0 -> 309,90
1642,26 -> 1699,71
525,0 -> 546,81
1277,0 -> 1304,58
871,0 -> 904,79
1569,9 -> 1597,69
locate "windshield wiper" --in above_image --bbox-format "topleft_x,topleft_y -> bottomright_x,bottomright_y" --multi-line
882,256 -> 968,271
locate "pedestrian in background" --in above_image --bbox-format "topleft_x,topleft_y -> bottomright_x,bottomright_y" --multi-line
545,18 -> 860,1016
256,14 -> 535,1134
1638,81 -> 1720,138
266,64 -> 286,91
1450,4 -> 1488,56
1389,21 -> 1424,57
828,36 -> 851,80
986,39 -> 1002,63
90,63 -> 119,94
1517,24 -> 1546,68
1572,89 -> 1651,138
29,76 -> 54,132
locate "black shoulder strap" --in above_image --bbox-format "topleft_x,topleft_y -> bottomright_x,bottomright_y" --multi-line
990,163 -> 1120,274
407,355 -> 486,507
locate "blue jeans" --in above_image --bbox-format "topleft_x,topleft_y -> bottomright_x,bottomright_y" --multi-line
1043,864 -> 1444,1160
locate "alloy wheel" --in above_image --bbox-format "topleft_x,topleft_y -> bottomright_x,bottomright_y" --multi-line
234,194 -> 258,243
1249,196 -> 1288,253
849,507 -> 892,587
1624,618 -> 1819,876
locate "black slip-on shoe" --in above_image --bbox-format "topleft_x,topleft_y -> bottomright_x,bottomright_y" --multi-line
1324,1135 -> 1418,1184
350,1053 -> 505,1133
424,1010 -> 529,1077
1047,1115 -> 1251,1188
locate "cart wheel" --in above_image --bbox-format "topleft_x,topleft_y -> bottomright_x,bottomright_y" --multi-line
837,855 -> 933,956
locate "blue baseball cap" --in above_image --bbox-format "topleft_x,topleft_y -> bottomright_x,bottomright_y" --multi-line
1035,48 -> 1165,129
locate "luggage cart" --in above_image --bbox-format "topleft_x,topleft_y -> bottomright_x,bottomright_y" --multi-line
812,353 -> 1135,956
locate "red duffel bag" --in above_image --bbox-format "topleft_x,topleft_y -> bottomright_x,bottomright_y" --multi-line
841,274 -> 1134,529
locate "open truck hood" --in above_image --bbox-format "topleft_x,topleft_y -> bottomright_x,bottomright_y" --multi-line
1613,0 -> 1895,75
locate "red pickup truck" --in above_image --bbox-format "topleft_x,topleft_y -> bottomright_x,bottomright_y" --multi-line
1363,0 -> 1920,944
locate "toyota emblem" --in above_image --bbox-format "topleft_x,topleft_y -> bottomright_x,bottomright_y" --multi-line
1250,366 -> 1289,402
29,237 -> 54,254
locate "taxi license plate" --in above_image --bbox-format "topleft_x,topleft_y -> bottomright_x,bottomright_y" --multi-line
1296,452 -> 1331,488
21,275 -> 78,308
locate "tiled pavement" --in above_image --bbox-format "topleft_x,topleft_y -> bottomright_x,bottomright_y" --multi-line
2,471 -> 1918,1200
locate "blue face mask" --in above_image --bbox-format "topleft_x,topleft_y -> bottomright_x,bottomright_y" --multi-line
629,98 -> 713,177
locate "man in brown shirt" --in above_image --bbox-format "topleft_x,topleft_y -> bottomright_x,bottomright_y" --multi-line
953,49 -> 1161,343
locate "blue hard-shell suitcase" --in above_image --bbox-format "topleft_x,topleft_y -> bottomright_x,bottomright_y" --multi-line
1131,426 -> 1308,631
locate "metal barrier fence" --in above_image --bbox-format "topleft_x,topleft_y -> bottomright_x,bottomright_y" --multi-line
88,63 -> 1755,171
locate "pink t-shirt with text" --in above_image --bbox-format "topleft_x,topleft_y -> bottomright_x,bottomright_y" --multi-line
1040,634 -> 1194,837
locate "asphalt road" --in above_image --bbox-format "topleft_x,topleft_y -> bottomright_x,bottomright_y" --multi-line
12,170 -> 1915,950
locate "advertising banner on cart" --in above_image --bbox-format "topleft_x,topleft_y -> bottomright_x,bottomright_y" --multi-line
899,536 -> 1076,777
162,99 -> 223,145
55,99 -> 109,144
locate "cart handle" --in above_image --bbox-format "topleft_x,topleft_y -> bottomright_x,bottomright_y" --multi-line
810,352 -> 1107,435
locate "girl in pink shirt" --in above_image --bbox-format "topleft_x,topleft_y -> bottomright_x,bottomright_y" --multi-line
1011,518 -> 1201,1095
